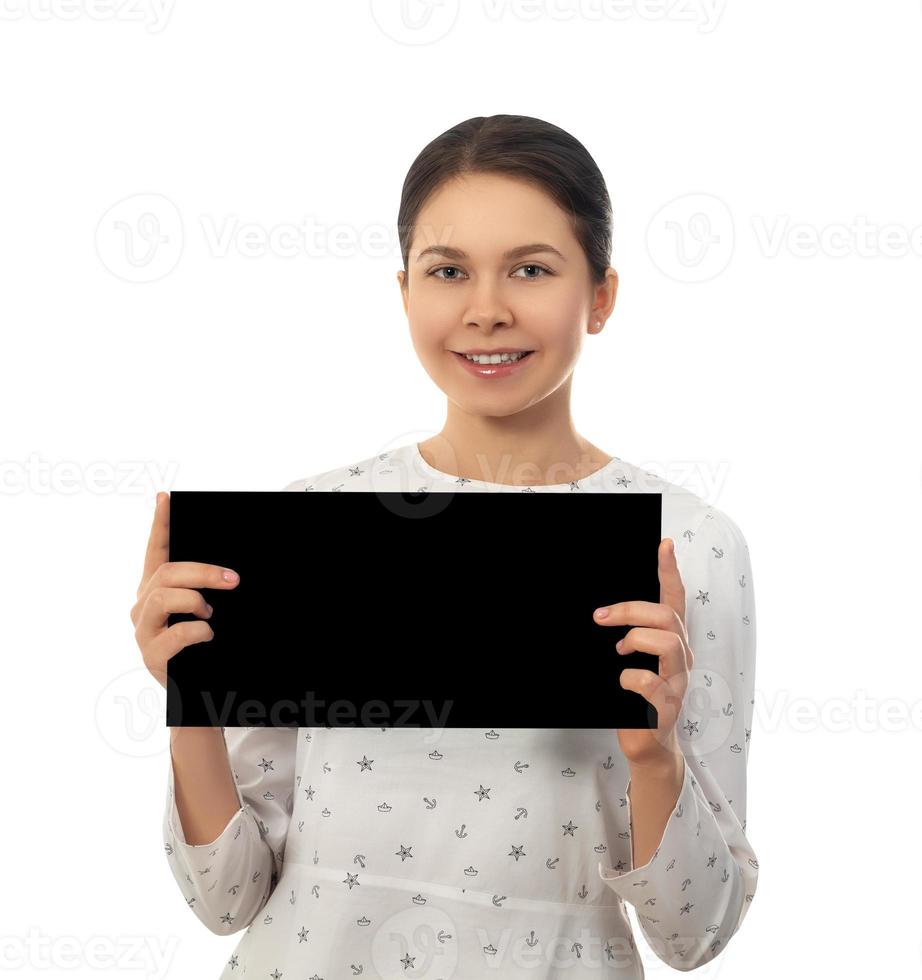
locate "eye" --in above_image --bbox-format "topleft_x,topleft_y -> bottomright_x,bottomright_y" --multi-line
427,263 -> 553,283
428,265 -> 468,282
512,263 -> 552,280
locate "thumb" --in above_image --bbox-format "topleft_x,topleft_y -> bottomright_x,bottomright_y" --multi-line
658,537 -> 686,632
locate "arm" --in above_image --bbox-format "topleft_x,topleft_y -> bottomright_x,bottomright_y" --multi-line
162,725 -> 298,935
599,505 -> 758,970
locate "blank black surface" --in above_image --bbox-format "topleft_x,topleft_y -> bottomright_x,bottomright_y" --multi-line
166,490 -> 663,728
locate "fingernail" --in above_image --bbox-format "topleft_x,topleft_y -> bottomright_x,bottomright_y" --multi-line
615,639 -> 623,651
595,607 -> 608,619
222,568 -> 239,583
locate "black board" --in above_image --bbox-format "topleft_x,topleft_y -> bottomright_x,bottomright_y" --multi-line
166,490 -> 662,728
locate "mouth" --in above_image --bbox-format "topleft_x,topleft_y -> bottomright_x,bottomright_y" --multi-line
450,349 -> 537,378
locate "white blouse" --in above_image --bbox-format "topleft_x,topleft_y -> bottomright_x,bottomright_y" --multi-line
162,441 -> 758,978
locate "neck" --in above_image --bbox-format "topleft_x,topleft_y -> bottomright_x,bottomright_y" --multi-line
420,399 -> 612,487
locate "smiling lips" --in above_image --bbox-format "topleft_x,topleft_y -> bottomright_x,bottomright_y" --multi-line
455,347 -> 533,355
451,349 -> 536,378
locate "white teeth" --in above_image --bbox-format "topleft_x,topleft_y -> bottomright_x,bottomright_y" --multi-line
462,351 -> 530,364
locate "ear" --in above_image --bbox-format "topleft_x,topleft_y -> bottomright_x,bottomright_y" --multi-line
590,268 -> 619,330
397,270 -> 409,316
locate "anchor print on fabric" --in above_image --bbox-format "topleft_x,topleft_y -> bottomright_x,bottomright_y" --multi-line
159,441 -> 758,978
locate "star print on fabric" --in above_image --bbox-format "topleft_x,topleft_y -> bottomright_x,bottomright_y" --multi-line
161,444 -> 759,976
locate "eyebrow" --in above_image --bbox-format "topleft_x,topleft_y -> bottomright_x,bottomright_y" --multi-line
415,242 -> 567,263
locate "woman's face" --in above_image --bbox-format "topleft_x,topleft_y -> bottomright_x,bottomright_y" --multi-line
397,172 -> 616,417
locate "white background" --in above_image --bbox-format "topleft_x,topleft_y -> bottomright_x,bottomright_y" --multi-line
2,0 -> 921,976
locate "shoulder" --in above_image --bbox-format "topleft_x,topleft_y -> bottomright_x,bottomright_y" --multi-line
623,460 -> 749,563
280,443 -> 419,493
616,461 -> 753,601
660,481 -> 753,632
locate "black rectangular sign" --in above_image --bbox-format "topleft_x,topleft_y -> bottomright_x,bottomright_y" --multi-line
166,490 -> 662,728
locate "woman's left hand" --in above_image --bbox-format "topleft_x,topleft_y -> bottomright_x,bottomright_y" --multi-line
593,537 -> 691,769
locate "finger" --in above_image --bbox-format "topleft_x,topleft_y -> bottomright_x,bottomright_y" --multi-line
144,620 -> 216,680
145,560 -> 241,597
615,626 -> 687,681
658,537 -> 687,634
139,492 -> 170,597
134,586 -> 214,646
594,599 -> 681,634
620,669 -> 685,723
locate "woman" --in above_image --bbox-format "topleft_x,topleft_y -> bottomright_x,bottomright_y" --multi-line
135,114 -> 758,978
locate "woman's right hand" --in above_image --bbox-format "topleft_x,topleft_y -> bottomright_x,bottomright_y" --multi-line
131,491 -> 240,690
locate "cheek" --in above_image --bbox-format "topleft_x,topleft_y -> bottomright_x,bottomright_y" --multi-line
524,281 -> 585,318
523,295 -> 587,350
407,317 -> 455,363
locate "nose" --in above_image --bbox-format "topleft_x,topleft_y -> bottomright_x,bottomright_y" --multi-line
463,280 -> 514,331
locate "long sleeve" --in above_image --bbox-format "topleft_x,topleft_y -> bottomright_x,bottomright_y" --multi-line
598,504 -> 758,971
162,725 -> 298,935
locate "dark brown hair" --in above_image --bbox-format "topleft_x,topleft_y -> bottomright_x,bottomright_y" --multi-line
398,114 -> 613,287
